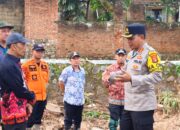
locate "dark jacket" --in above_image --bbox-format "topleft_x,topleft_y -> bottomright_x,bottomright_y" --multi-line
0,54 -> 35,101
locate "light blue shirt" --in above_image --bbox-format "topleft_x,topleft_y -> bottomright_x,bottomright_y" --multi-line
59,66 -> 85,106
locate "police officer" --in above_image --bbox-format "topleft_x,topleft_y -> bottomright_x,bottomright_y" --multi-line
116,23 -> 162,130
22,44 -> 49,130
0,21 -> 13,59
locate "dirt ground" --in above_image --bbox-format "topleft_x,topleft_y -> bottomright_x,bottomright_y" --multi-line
36,83 -> 180,130
39,99 -> 180,130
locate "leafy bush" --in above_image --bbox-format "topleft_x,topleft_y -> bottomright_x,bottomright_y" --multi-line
58,0 -> 86,22
58,0 -> 113,22
161,62 -> 178,79
158,91 -> 179,114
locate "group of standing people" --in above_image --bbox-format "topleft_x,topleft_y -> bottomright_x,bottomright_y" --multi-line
0,21 -> 49,130
58,23 -> 162,130
0,21 -> 162,130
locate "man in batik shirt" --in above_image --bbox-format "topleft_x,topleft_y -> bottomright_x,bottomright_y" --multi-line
102,49 -> 127,130
58,52 -> 85,130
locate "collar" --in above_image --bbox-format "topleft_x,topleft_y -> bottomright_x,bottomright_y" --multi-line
132,43 -> 146,58
30,58 -> 42,64
6,54 -> 20,63
137,43 -> 147,53
71,65 -> 81,72
0,43 -> 6,49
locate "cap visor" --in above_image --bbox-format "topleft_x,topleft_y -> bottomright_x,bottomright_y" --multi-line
117,52 -> 126,55
71,55 -> 80,59
0,25 -> 14,29
122,34 -> 133,38
34,48 -> 45,51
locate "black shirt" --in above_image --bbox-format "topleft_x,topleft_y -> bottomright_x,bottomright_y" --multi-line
0,54 -> 35,100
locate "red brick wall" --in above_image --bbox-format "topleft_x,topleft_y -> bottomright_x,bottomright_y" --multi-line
129,4 -> 145,21
23,0 -> 179,58
56,25 -> 180,58
24,0 -> 58,40
147,27 -> 180,54
56,25 -> 123,58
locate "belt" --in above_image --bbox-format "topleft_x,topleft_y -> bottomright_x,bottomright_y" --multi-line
109,98 -> 124,106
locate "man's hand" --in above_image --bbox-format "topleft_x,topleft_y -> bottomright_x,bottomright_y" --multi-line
58,81 -> 65,95
108,73 -> 116,84
115,71 -> 131,82
26,103 -> 33,117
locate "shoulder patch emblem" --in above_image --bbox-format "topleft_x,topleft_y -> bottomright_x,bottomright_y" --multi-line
150,52 -> 158,63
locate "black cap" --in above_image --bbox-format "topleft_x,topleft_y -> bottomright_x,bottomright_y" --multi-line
122,23 -> 146,38
115,49 -> 127,55
6,33 -> 29,46
32,44 -> 45,51
0,21 -> 14,29
69,52 -> 80,59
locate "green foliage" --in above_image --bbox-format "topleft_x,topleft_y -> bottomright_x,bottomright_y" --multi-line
122,0 -> 132,10
158,91 -> 179,114
58,0 -> 86,22
161,62 -> 179,79
58,0 -> 113,22
160,0 -> 177,5
90,0 -> 102,11
83,110 -> 109,120
176,65 -> 180,77
97,12 -> 113,21
90,0 -> 113,12
49,63 -> 67,84
90,0 -> 113,21
160,0 -> 178,23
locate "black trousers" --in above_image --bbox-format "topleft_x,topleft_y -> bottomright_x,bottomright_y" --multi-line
109,104 -> 124,130
109,104 -> 124,121
4,122 -> 26,130
64,101 -> 83,130
27,99 -> 47,128
120,110 -> 154,130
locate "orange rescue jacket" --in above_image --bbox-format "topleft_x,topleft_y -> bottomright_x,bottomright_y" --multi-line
22,59 -> 49,101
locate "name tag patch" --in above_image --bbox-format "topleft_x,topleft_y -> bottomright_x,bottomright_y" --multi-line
29,65 -> 37,71
134,60 -> 142,64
